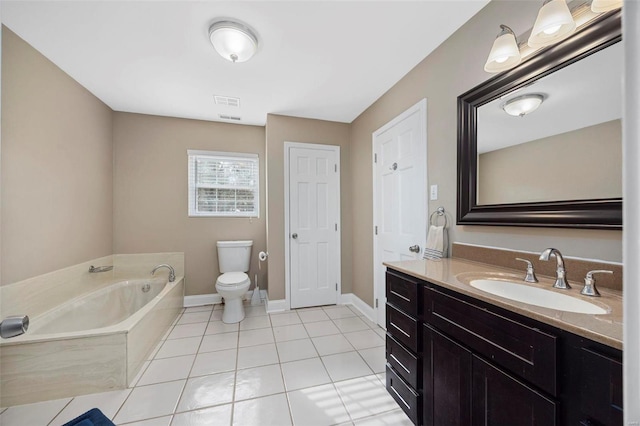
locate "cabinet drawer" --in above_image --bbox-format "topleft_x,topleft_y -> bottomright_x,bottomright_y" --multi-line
386,364 -> 420,425
386,334 -> 419,389
386,304 -> 419,353
386,271 -> 420,317
424,285 -> 557,396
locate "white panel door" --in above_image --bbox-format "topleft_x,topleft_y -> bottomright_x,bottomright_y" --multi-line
288,144 -> 340,309
373,100 -> 427,327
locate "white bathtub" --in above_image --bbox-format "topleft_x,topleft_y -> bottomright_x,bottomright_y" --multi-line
0,275 -> 184,407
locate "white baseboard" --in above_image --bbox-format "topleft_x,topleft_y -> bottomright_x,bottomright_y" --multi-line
266,298 -> 288,313
184,293 -> 221,307
184,289 -> 267,308
340,293 -> 376,323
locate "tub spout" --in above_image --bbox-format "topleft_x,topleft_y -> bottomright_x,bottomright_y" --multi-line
152,264 -> 175,282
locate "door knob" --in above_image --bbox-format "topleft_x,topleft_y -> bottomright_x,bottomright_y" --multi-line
292,233 -> 298,239
409,245 -> 420,253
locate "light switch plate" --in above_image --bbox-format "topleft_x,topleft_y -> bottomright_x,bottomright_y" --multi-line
430,184 -> 438,200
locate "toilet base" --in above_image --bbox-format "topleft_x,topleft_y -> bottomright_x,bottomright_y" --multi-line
221,297 -> 245,324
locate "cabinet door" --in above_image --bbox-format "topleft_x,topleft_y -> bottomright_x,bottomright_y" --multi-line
579,348 -> 623,426
423,325 -> 471,426
472,356 -> 557,426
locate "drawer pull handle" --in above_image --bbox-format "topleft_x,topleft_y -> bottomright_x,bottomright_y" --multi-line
390,353 -> 411,374
390,322 -> 411,338
390,290 -> 410,302
389,381 -> 411,409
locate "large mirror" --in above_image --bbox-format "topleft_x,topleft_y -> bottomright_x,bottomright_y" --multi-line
457,10 -> 622,229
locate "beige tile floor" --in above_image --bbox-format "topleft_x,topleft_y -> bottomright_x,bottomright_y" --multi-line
0,302 -> 412,426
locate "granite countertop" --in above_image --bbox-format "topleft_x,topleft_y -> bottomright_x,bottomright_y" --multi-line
384,258 -> 623,350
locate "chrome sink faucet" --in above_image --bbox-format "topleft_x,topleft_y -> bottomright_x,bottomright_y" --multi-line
152,264 -> 175,282
515,258 -> 538,283
539,248 -> 570,289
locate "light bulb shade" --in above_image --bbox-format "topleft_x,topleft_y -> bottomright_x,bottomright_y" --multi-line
591,0 -> 623,12
484,26 -> 522,73
209,21 -> 258,63
501,94 -> 545,117
528,0 -> 576,48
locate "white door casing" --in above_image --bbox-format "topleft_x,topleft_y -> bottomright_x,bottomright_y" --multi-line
373,99 -> 427,327
285,142 -> 341,309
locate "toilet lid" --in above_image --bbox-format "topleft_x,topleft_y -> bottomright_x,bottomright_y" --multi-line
217,272 -> 249,286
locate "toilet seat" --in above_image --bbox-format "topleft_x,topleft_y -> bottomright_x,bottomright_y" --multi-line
216,272 -> 250,288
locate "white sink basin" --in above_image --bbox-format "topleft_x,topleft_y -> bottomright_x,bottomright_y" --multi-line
469,279 -> 608,315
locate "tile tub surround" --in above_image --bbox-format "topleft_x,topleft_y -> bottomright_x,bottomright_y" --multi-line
452,242 -> 623,291
0,303 -> 411,426
0,253 -> 185,407
384,257 -> 622,349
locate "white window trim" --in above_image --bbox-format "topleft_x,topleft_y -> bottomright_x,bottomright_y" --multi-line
187,149 -> 260,218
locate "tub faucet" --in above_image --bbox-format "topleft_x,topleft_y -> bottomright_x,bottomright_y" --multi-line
539,248 -> 570,289
152,264 -> 175,282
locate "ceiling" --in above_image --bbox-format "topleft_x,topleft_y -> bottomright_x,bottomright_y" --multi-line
1,1 -> 489,126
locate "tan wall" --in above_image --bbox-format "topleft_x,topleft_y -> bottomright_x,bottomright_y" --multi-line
1,26 -> 113,285
112,112 -> 266,296
349,0 -> 623,307
265,114 -> 351,301
479,119 -> 622,205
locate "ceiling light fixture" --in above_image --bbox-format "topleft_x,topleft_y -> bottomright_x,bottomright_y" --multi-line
484,25 -> 522,73
590,0 -> 623,13
501,94 -> 545,117
528,0 -> 576,48
209,20 -> 259,63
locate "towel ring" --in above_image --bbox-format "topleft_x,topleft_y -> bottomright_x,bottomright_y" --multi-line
429,206 -> 447,228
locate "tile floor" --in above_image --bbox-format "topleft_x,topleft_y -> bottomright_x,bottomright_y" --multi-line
0,302 -> 412,426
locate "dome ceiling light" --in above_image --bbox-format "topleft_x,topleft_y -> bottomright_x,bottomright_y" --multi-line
209,20 -> 259,63
501,94 -> 545,117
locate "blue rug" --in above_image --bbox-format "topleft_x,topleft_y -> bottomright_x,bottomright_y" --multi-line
62,408 -> 115,426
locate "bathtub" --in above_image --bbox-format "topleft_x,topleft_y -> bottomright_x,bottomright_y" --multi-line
0,275 -> 184,407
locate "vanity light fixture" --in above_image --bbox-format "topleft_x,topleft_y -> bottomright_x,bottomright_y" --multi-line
528,0 -> 576,48
484,25 -> 522,73
501,94 -> 545,117
209,20 -> 259,63
591,0 -> 623,13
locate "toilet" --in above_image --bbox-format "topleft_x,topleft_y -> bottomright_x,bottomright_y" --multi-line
215,240 -> 253,323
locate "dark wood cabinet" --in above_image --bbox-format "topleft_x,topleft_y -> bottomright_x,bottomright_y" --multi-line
385,268 -> 623,426
471,356 -> 557,426
423,325 -> 471,426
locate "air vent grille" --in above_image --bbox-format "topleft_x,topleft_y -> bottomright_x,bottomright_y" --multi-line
219,114 -> 242,121
214,95 -> 240,107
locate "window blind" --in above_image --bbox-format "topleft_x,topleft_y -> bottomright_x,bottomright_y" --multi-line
188,150 -> 259,217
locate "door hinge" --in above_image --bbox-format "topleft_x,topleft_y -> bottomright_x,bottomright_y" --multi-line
374,225 -> 378,235
375,298 -> 379,308
335,164 -> 337,172
335,223 -> 338,231
336,283 -> 338,291
374,153 -> 377,163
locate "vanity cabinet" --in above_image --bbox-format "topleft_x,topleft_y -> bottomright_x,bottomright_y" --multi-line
385,268 -> 623,426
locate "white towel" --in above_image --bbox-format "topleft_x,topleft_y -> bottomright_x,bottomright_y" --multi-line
423,225 -> 444,260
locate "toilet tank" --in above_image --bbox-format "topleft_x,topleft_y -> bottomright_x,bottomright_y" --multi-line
217,240 -> 253,273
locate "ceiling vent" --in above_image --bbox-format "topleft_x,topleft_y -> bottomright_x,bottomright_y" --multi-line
214,95 -> 240,107
219,114 -> 242,121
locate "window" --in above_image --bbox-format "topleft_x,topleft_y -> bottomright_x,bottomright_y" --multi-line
188,150 -> 259,217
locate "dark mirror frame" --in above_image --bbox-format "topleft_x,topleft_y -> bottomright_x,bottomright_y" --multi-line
457,10 -> 622,230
